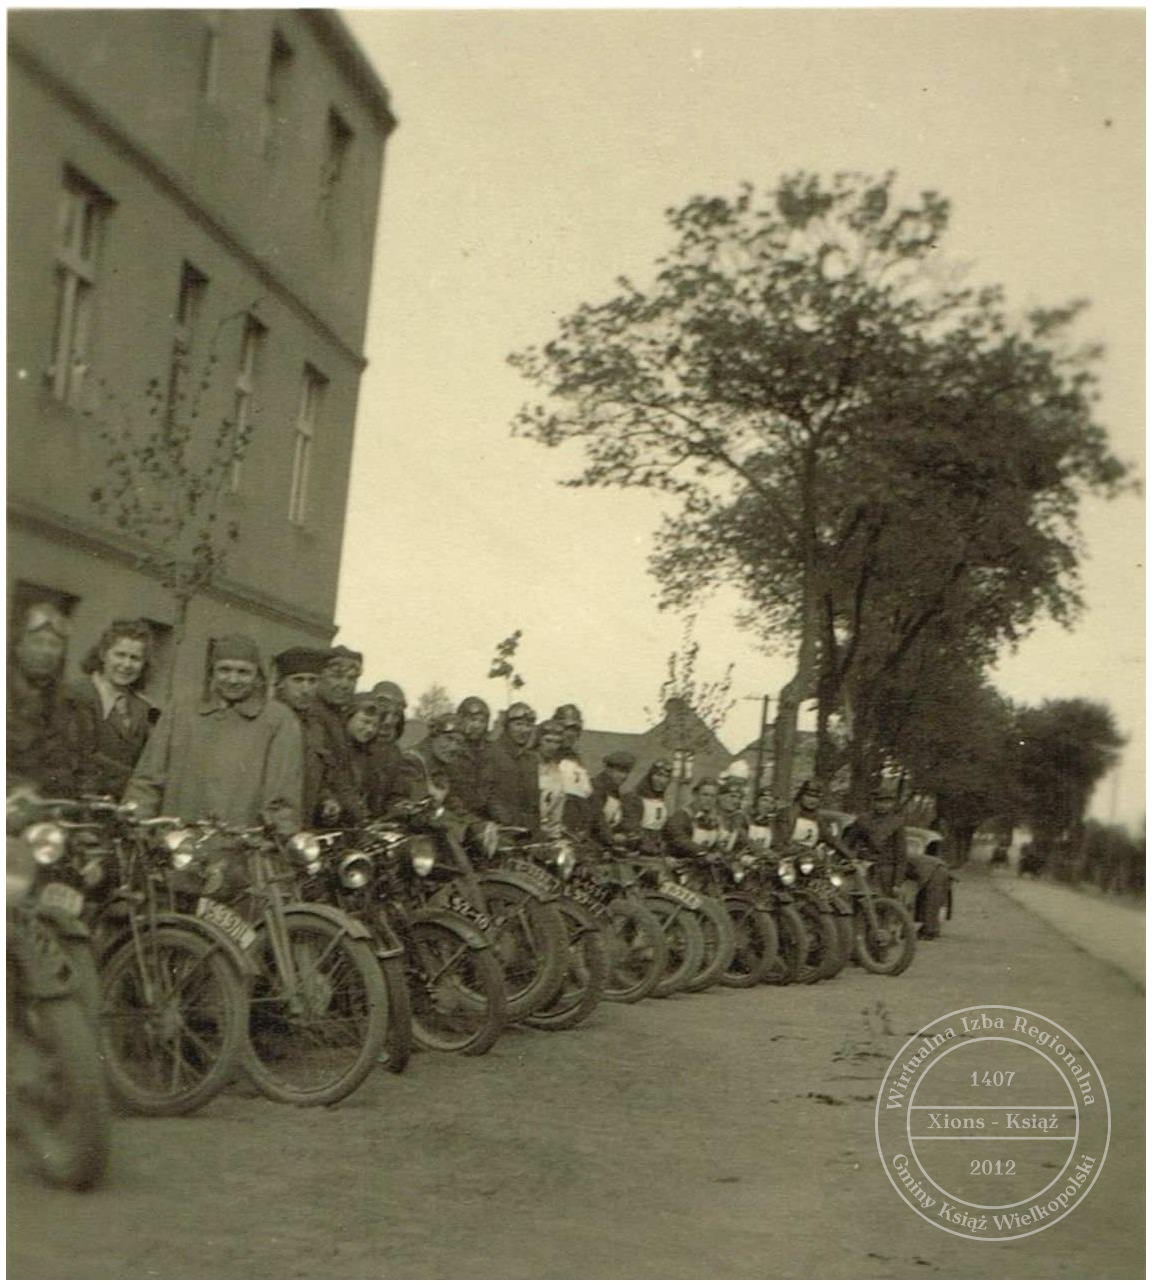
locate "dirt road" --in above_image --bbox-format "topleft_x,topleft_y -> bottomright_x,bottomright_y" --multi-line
8,872 -> 1145,1279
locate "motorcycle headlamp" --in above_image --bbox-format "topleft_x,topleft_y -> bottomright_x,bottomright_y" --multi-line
552,839 -> 576,879
25,821 -> 66,867
288,831 -> 323,875
163,827 -> 197,870
829,871 -> 845,889
798,856 -> 816,876
338,851 -> 373,890
732,866 -> 745,885
677,869 -> 690,885
777,860 -> 797,887
410,835 -> 437,877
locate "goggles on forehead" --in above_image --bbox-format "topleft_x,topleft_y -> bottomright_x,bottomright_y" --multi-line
22,605 -> 70,637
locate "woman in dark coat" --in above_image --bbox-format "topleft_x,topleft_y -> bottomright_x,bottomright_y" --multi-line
66,619 -> 158,798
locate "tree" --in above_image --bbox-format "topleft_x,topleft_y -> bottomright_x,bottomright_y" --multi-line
413,684 -> 455,723
646,617 -> 734,810
510,172 -> 1126,797
87,313 -> 256,699
1014,699 -> 1125,881
487,630 -> 526,707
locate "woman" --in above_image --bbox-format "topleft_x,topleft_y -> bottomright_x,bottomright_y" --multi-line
66,619 -> 158,798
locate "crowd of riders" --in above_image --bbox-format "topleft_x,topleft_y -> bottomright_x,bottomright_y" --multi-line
7,603 -> 949,935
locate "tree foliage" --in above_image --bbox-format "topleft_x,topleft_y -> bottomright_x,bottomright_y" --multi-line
510,171 -> 1128,794
413,683 -> 455,723
487,629 -> 526,704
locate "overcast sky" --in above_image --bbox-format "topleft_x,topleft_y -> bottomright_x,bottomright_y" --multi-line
335,7 -> 1144,826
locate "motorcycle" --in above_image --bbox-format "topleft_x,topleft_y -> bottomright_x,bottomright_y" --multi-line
578,852 -> 668,1004
830,850 -> 917,975
7,802 -> 110,1189
712,849 -> 780,988
662,850 -> 737,993
620,851 -> 707,997
781,843 -> 850,983
749,850 -> 810,985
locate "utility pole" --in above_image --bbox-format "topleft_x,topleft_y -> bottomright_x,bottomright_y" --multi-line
745,694 -> 772,795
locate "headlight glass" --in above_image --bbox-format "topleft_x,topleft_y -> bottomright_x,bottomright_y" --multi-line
552,840 -> 576,879
163,827 -> 196,869
732,866 -> 745,884
799,857 -> 815,875
339,852 -> 373,889
829,871 -> 844,889
410,836 -> 436,877
288,831 -> 323,875
25,821 -> 66,867
777,860 -> 797,887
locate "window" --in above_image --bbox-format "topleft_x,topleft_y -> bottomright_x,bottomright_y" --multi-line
288,365 -> 327,525
672,750 -> 696,782
229,316 -> 266,492
320,108 -> 354,211
200,12 -> 222,99
263,30 -> 293,153
50,169 -> 111,408
166,261 -> 208,429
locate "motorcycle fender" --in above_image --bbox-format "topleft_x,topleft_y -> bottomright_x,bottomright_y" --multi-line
410,906 -> 492,953
480,869 -> 559,904
280,901 -> 381,947
96,911 -> 258,980
33,904 -> 91,942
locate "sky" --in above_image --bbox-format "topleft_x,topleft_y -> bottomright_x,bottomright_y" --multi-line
335,7 -> 1144,827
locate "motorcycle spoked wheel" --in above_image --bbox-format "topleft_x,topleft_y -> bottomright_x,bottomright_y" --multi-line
852,898 -> 917,976
642,896 -> 706,997
406,921 -> 507,1055
9,986 -> 111,1189
475,877 -> 568,1022
242,912 -> 389,1106
378,955 -> 414,1074
99,924 -> 248,1116
522,901 -> 607,1031
762,903 -> 808,985
678,895 -> 737,994
792,898 -> 841,984
719,898 -> 777,988
833,911 -> 856,972
601,896 -> 667,1003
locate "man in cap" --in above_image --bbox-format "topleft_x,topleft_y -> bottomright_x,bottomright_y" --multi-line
305,644 -> 364,821
7,601 -> 74,793
486,702 -> 540,832
272,646 -> 338,825
125,634 -> 303,831
622,759 -> 674,855
370,681 -> 407,746
403,713 -> 476,828
446,696 -> 492,817
552,703 -> 594,839
589,750 -> 636,849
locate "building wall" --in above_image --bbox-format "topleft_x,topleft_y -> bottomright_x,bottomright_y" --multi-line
8,11 -> 393,699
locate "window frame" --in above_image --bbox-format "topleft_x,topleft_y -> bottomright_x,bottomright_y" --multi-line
288,364 -> 327,527
229,315 -> 266,493
50,168 -> 111,408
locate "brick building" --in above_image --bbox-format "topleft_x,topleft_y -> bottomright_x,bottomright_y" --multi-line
8,11 -> 394,697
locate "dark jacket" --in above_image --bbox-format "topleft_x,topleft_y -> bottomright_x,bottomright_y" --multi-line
310,699 -> 361,821
589,769 -> 626,849
64,675 -> 158,799
365,738 -> 417,820
486,735 -> 540,832
620,773 -> 671,855
445,739 -> 492,818
7,666 -> 73,794
275,702 -> 331,826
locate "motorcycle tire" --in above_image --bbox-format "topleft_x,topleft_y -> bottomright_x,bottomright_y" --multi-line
407,921 -> 507,1056
242,911 -> 389,1106
379,954 -> 415,1073
679,895 -> 737,994
601,896 -> 667,1004
60,938 -> 102,1024
476,877 -> 568,1022
10,991 -> 111,1190
720,898 -> 777,988
853,899 -> 917,976
523,901 -> 607,1032
833,912 -> 856,972
643,895 -> 706,997
763,903 -> 808,985
99,924 -> 247,1116
793,898 -> 841,984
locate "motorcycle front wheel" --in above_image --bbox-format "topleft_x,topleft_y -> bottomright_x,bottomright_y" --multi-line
476,877 -> 567,1022
242,912 -> 389,1106
763,902 -> 808,985
378,954 -> 414,1074
100,923 -> 248,1116
523,902 -> 607,1032
720,897 -> 777,988
793,897 -> 841,984
9,990 -> 110,1189
407,921 -> 507,1055
601,896 -> 667,1003
643,895 -> 706,997
679,895 -> 737,994
853,899 -> 917,976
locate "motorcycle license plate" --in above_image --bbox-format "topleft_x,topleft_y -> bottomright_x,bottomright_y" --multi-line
657,881 -> 703,912
446,891 -> 492,933
567,882 -> 611,920
503,857 -> 561,897
196,897 -> 257,951
38,882 -> 84,917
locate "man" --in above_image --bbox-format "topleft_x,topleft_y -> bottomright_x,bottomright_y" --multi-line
370,681 -> 407,745
309,644 -> 363,821
7,601 -> 74,793
589,750 -> 636,849
447,696 -> 492,817
665,777 -> 724,859
536,718 -> 569,838
404,713 -> 475,829
621,759 -> 674,854
717,776 -> 749,854
272,646 -> 335,825
486,702 -> 539,832
552,703 -> 594,839
125,634 -> 303,831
